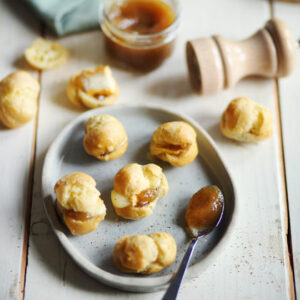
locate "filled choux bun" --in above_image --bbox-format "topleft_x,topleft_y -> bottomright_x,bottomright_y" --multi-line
24,38 -> 68,70
0,71 -> 39,128
150,121 -> 198,167
83,114 -> 128,161
111,163 -> 168,220
221,97 -> 273,142
113,232 -> 177,274
54,172 -> 106,235
67,66 -> 119,109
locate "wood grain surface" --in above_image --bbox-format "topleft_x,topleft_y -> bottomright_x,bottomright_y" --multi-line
0,0 -> 298,299
273,1 -> 300,297
0,1 -> 41,299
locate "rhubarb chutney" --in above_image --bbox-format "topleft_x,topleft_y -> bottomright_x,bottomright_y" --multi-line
100,0 -> 180,71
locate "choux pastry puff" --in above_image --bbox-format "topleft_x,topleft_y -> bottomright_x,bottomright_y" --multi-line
83,114 -> 128,161
113,232 -> 177,274
67,66 -> 119,109
150,121 -> 198,167
0,71 -> 40,128
111,163 -> 168,220
221,97 -> 273,142
54,172 -> 106,235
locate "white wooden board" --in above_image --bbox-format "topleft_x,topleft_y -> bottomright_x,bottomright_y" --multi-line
0,1 -> 40,299
272,1 -> 300,297
22,0 -> 293,299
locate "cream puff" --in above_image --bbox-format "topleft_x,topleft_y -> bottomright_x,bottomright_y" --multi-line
24,38 -> 68,70
221,97 -> 273,142
67,66 -> 119,109
111,163 -> 168,220
83,114 -> 128,161
0,71 -> 40,128
150,121 -> 198,167
54,172 -> 106,235
113,232 -> 177,274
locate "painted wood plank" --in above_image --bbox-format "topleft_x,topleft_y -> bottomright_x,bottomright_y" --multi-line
24,0 -> 292,299
272,2 -> 300,297
0,1 -> 41,299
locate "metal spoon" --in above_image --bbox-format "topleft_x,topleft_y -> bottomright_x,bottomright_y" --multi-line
162,187 -> 225,300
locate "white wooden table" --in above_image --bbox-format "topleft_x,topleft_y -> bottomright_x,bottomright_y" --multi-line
1,0 -> 299,299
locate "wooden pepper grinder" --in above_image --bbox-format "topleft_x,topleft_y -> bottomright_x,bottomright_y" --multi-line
186,18 -> 297,94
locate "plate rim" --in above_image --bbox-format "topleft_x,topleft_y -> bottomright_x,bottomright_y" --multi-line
42,103 -> 237,292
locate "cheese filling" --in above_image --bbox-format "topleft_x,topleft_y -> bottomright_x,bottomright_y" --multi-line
75,66 -> 117,99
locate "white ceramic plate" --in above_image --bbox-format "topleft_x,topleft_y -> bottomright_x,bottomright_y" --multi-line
42,103 -> 236,292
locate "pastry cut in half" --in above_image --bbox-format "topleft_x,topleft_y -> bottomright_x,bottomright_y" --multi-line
221,97 -> 273,142
113,232 -> 177,274
67,65 -> 119,109
150,121 -> 198,167
83,114 -> 128,161
54,172 -> 106,235
111,163 -> 168,220
24,38 -> 68,70
0,71 -> 40,128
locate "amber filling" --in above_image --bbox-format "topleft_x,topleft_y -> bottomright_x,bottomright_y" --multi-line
109,0 -> 175,35
185,186 -> 223,230
64,210 -> 94,221
136,188 -> 159,207
156,143 -> 189,155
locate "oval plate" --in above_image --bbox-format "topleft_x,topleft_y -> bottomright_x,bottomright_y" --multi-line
42,103 -> 236,292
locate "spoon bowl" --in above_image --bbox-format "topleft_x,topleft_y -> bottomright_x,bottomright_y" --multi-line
162,185 -> 225,300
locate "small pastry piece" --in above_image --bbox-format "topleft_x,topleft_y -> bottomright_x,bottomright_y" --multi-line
54,172 -> 106,235
67,66 -> 119,108
221,97 -> 273,142
83,114 -> 128,161
0,71 -> 39,128
185,185 -> 224,237
111,163 -> 168,220
150,121 -> 198,167
113,232 -> 177,274
24,38 -> 68,70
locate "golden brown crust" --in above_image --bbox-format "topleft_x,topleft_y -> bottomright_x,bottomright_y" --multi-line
24,38 -> 68,70
146,232 -> 177,274
150,121 -> 198,167
54,172 -> 106,235
67,66 -> 119,109
113,232 -> 176,274
111,163 -> 169,220
220,97 -> 273,142
56,201 -> 105,235
83,114 -> 128,161
0,71 -> 39,128
113,201 -> 157,220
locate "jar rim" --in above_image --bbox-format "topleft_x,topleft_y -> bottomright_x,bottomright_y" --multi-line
99,0 -> 181,43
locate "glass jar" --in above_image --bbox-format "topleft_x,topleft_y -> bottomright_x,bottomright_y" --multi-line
100,0 -> 181,71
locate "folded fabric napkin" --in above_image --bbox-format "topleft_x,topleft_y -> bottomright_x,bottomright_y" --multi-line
26,0 -> 102,36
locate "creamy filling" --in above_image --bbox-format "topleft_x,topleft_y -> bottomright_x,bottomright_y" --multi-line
74,67 -> 116,99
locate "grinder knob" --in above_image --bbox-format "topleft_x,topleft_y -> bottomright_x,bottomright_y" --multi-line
186,18 -> 297,94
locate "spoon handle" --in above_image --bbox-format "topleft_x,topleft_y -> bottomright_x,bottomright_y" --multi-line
162,237 -> 199,300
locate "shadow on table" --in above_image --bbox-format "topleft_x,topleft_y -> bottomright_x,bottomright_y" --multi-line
27,150 -> 164,298
3,0 -> 42,35
146,74 -> 193,100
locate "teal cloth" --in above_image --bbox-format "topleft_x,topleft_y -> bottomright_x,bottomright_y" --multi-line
26,0 -> 102,36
